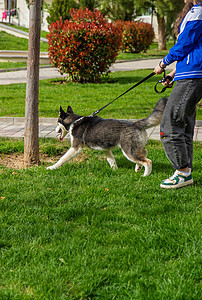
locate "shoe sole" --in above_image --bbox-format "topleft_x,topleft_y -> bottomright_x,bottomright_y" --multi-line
160,179 -> 194,189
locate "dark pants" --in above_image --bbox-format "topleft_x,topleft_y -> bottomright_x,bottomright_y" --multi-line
160,79 -> 202,170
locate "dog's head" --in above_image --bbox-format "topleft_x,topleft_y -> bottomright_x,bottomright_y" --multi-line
56,106 -> 75,140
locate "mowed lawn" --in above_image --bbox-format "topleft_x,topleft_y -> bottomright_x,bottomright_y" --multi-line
0,69 -> 201,120
0,138 -> 201,299
0,69 -> 201,299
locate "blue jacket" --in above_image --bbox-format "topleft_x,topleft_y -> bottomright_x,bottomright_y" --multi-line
163,3 -> 202,81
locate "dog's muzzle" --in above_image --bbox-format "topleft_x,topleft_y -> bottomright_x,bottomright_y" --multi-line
56,125 -> 64,140
58,128 -> 63,140
56,124 -> 68,141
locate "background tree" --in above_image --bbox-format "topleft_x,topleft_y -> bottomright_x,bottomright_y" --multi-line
25,0 -> 44,9
47,0 -> 79,24
79,0 -> 100,10
101,0 -> 135,21
135,0 -> 184,50
165,0 -> 184,41
47,0 -> 100,24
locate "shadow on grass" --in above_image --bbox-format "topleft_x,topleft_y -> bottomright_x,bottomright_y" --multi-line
50,73 -> 160,86
100,74 -> 159,85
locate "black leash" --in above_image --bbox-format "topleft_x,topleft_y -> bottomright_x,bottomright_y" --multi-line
89,70 -> 173,117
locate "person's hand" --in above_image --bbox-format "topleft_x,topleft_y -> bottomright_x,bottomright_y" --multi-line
162,69 -> 176,86
154,60 -> 166,74
162,77 -> 173,87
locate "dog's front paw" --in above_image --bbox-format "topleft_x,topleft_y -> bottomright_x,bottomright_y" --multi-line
135,164 -> 143,173
46,165 -> 55,170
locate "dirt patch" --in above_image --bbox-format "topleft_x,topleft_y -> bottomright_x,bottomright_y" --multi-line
0,153 -> 58,169
0,151 -> 90,169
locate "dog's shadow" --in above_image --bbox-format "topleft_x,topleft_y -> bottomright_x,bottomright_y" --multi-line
115,157 -> 136,170
116,158 -> 168,170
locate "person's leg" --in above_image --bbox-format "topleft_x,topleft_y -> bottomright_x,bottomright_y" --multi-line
184,110 -> 196,171
160,78 -> 202,188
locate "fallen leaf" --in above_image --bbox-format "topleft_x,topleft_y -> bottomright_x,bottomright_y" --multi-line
59,258 -> 66,264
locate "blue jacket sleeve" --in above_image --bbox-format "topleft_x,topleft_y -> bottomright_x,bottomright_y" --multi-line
163,19 -> 202,66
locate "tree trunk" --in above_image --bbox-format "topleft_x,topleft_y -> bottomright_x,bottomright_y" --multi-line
157,15 -> 167,50
24,0 -> 41,167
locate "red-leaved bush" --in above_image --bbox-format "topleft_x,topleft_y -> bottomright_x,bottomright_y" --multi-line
135,21 -> 155,53
116,20 -> 154,53
47,8 -> 122,83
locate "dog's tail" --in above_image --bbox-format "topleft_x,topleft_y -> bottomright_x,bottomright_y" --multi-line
134,97 -> 168,129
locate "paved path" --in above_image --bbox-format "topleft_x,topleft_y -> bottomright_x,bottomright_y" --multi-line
0,59 -> 201,141
0,59 -> 176,85
0,117 -> 201,142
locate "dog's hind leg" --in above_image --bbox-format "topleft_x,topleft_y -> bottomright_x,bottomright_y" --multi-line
104,150 -> 118,170
141,159 -> 152,177
135,149 -> 148,173
122,149 -> 152,177
47,147 -> 82,170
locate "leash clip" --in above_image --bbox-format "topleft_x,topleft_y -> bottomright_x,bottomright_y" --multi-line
154,70 -> 174,94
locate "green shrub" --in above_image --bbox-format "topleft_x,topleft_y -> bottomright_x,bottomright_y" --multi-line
135,21 -> 155,53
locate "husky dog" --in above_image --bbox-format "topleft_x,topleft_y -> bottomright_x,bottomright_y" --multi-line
47,97 -> 168,176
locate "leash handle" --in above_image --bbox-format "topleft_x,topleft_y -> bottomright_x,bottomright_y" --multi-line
154,70 -> 174,94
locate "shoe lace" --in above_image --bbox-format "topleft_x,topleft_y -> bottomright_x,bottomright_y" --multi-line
169,170 -> 181,181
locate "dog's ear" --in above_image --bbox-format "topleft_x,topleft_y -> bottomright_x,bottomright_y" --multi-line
67,106 -> 73,114
59,106 -> 66,118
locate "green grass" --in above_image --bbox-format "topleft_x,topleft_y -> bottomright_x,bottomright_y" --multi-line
0,62 -> 50,70
0,26 -> 48,69
0,69 -> 201,120
0,138 -> 201,299
0,31 -> 48,52
117,41 -> 173,61
6,23 -> 49,40
0,61 -> 27,69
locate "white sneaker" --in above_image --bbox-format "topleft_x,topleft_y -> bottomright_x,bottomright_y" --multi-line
160,170 -> 193,189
